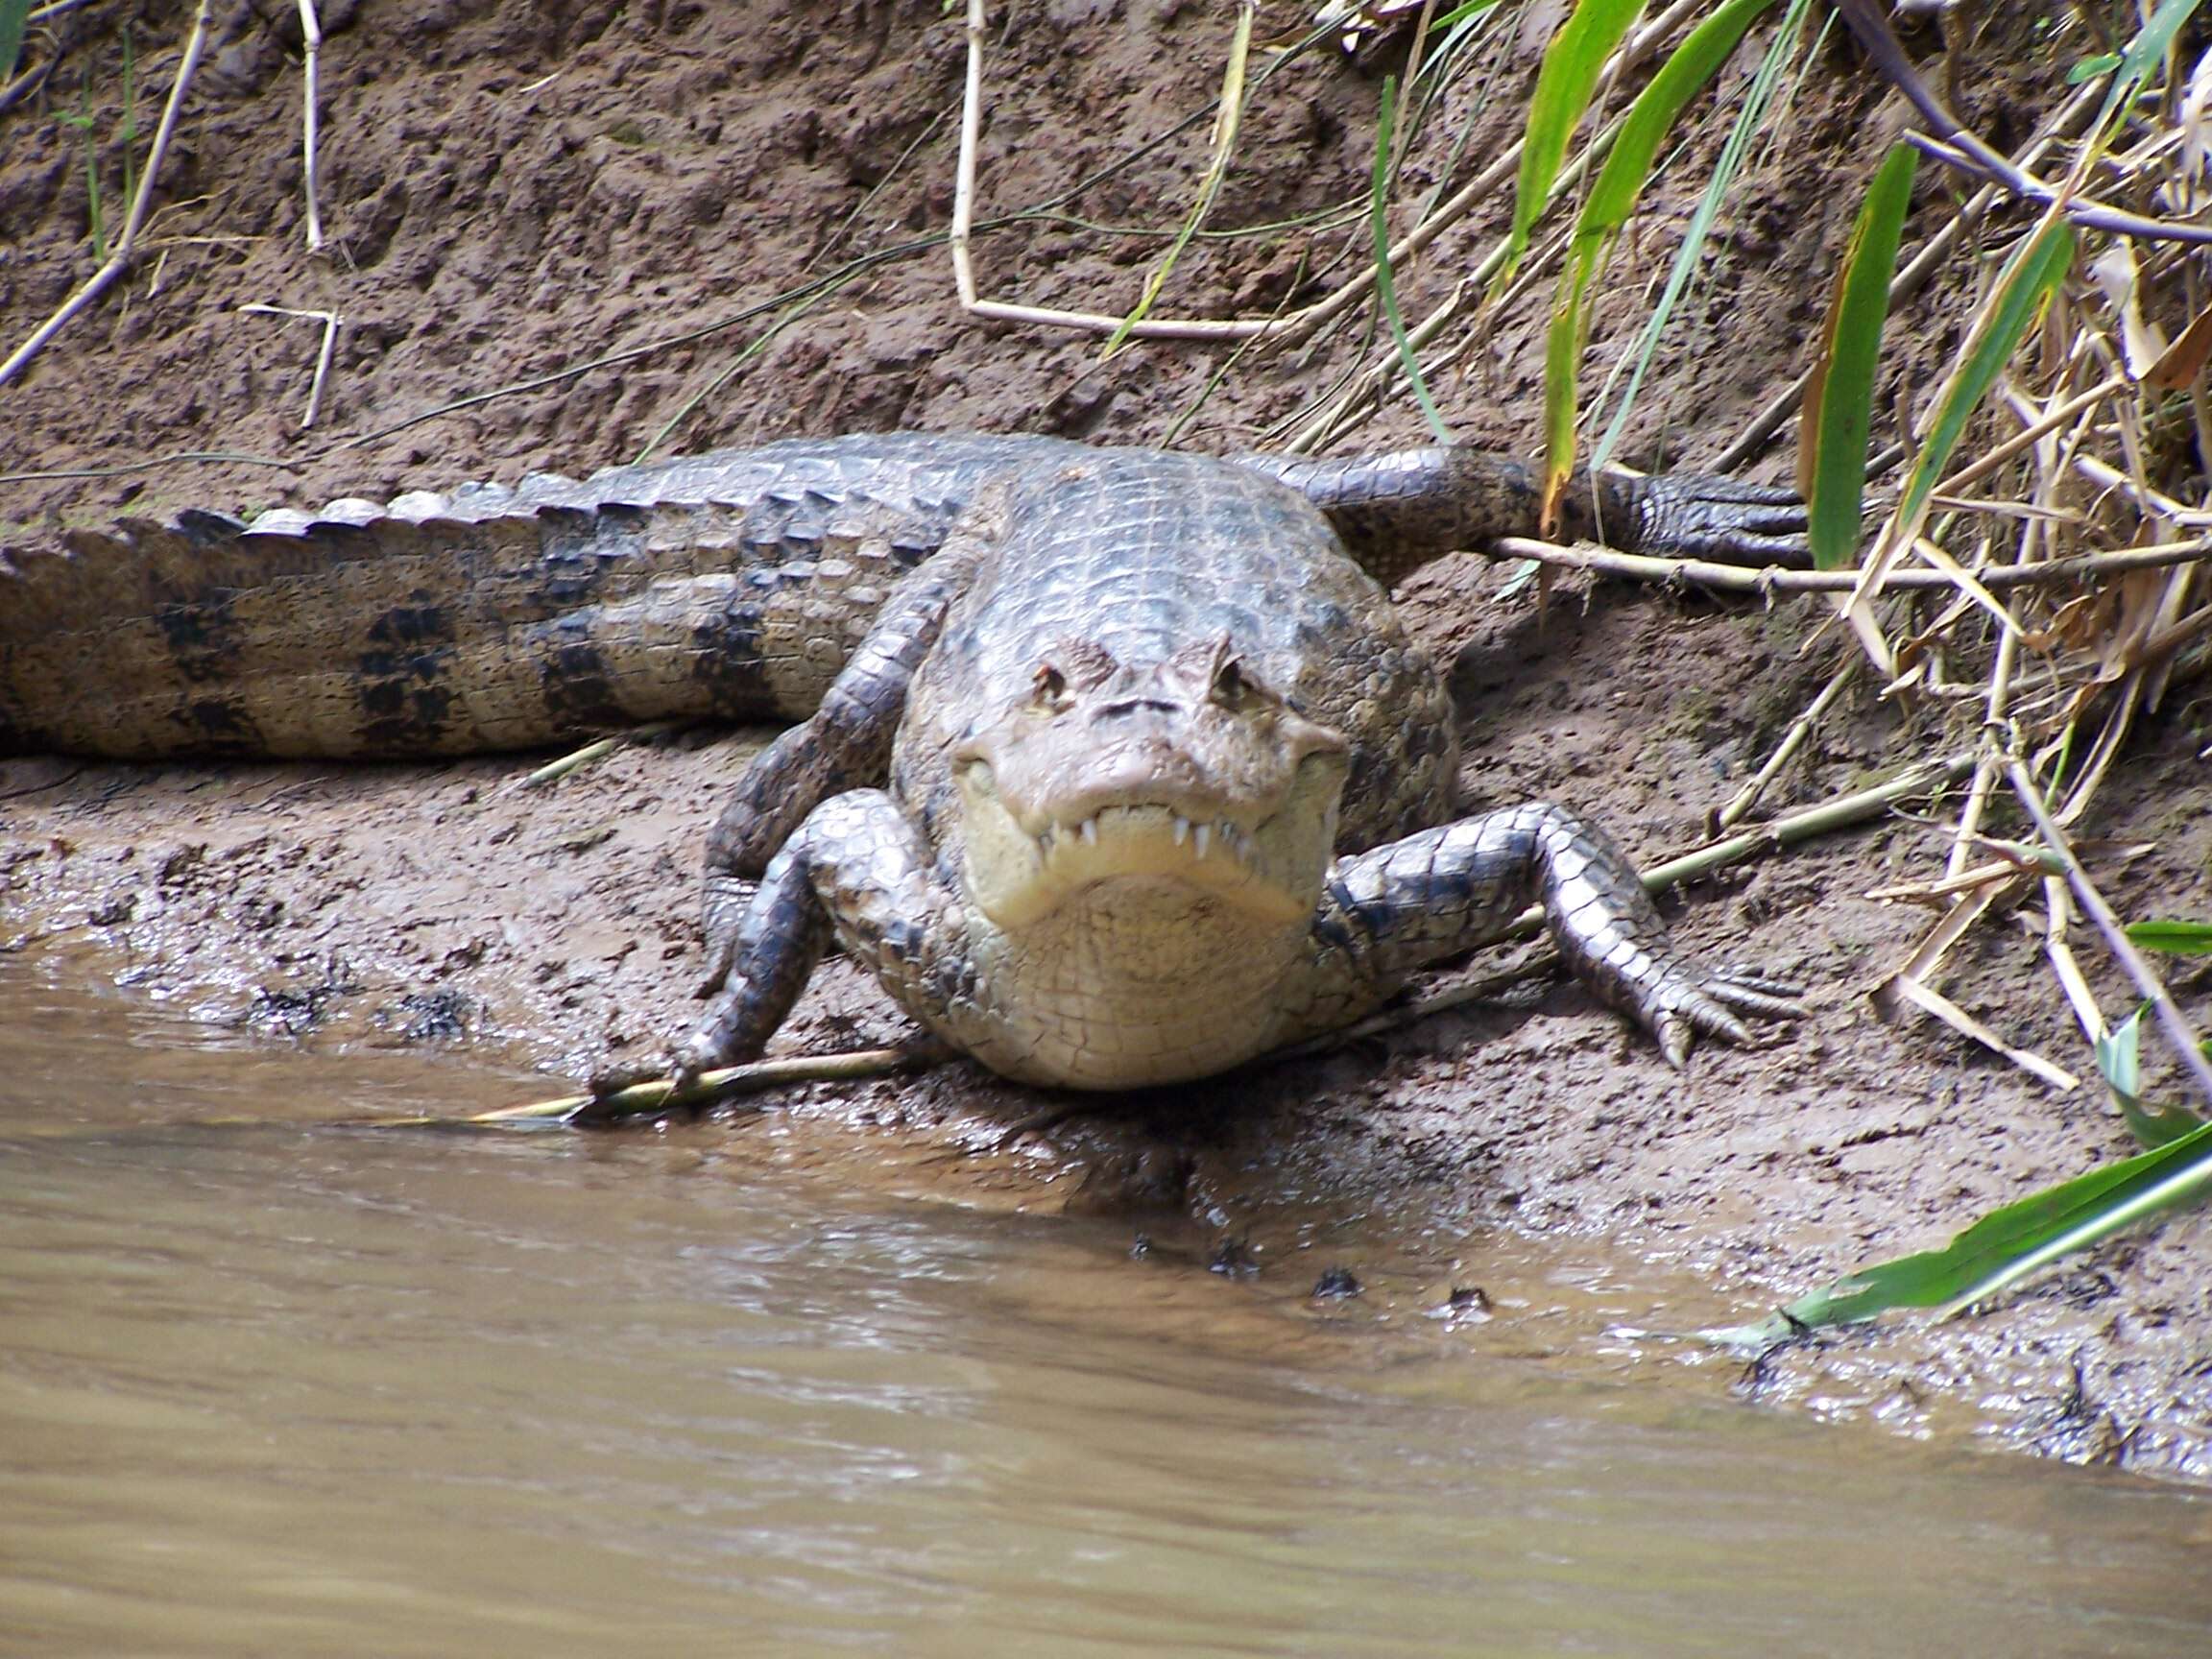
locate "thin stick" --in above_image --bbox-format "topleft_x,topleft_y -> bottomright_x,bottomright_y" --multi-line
305,305 -> 336,425
0,0 -> 213,391
297,0 -> 324,252
0,448 -> 294,484
240,303 -> 342,428
1711,657 -> 1857,833
1484,534 -> 2212,591
470,1045 -> 928,1127
2008,757 -> 2212,1110
515,724 -> 675,789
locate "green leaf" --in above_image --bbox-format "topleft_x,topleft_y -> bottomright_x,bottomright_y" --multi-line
0,0 -> 27,83
1373,76 -> 1453,445
1893,219 -> 2075,536
1712,1118 -> 2212,1343
2123,919 -> 2212,955
2112,0 -> 2200,95
2095,1006 -> 2207,1148
1800,143 -> 1913,569
2069,2 -> 2203,193
1542,0 -> 1778,509
1502,0 -> 1647,288
2066,51 -> 2122,84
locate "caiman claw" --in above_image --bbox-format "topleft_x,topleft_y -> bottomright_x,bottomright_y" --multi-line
1617,474 -> 1813,569
1633,964 -> 1807,1070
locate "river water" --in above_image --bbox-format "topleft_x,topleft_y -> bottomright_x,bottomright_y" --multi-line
3,953 -> 2209,1657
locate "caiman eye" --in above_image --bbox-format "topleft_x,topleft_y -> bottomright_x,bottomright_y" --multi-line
1210,655 -> 1261,711
1030,661 -> 1070,709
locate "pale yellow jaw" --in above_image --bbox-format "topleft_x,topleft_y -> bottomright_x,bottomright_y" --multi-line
962,788 -> 1316,931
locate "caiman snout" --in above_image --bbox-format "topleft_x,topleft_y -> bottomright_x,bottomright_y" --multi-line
953,637 -> 1349,930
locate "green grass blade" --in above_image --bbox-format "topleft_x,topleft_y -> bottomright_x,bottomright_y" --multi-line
1893,221 -> 2075,535
1103,0 -> 1255,357
1590,0 -> 1815,471
1800,143 -> 1913,569
2124,919 -> 2212,954
1713,1118 -> 2212,1342
0,0 -> 29,81
1540,274 -> 1590,527
1542,0 -> 1779,510
1413,0 -> 1512,84
2099,0 -> 2202,125
1574,0 -> 1776,244
1372,76 -> 1453,444
1501,0 -> 1646,288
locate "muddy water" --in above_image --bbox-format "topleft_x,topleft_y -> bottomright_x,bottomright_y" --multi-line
4,957 -> 2210,1658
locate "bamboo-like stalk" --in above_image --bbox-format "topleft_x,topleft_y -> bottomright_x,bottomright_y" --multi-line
240,303 -> 342,428
297,0 -> 324,252
0,0 -> 213,390
1483,535 -> 2212,592
2008,758 -> 2212,1111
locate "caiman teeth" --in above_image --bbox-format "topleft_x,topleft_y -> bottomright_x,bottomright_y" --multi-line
1032,807 -> 1255,865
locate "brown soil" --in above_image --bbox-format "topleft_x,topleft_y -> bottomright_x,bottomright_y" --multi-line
4,2 -> 2209,1478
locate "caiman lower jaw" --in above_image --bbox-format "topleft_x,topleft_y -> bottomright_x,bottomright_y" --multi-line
962,799 -> 1317,930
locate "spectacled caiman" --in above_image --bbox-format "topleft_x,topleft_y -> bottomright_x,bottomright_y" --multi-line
0,433 -> 1809,1089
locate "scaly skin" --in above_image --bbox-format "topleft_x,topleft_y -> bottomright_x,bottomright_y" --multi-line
675,449 -> 1802,1089
0,432 -> 1809,1087
0,433 -> 1806,759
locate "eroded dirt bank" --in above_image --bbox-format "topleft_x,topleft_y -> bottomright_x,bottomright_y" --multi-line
4,0 -> 2209,1476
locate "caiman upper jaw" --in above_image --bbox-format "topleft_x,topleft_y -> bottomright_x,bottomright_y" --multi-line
956,762 -> 1342,931
1036,805 -> 1252,864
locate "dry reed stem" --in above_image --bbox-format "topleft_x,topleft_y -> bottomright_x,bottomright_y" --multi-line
240,303 -> 341,427
471,1046 -> 930,1127
2008,757 -> 2212,1111
297,0 -> 324,252
2039,878 -> 2110,1051
1888,973 -> 2082,1092
1484,535 -> 2212,592
1711,657 -> 1857,834
0,0 -> 212,391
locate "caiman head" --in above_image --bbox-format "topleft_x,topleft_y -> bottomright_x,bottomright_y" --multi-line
951,634 -> 1350,934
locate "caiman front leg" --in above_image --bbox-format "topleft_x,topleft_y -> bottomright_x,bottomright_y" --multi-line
1305,803 -> 1802,1067
678,788 -> 970,1083
695,534 -> 986,995
1253,447 -> 1812,583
